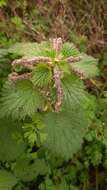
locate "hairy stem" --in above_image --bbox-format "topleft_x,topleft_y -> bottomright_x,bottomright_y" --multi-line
65,56 -> 82,63
8,72 -> 32,81
53,65 -> 64,112
12,56 -> 52,66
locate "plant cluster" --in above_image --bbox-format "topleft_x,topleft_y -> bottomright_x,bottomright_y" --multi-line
0,38 -> 102,189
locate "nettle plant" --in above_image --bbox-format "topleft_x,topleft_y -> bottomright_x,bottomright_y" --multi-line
0,38 -> 99,189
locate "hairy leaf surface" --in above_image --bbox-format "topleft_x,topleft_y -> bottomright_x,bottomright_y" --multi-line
8,42 -> 50,58
8,42 -> 41,58
32,64 -> 52,87
71,55 -> 99,78
61,42 -> 80,57
0,80 -> 44,119
61,75 -> 87,108
43,105 -> 88,160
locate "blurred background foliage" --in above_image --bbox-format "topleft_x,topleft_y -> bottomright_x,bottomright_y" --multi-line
0,0 -> 107,189
0,0 -> 106,48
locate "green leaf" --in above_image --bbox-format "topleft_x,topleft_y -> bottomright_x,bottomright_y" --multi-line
32,64 -> 53,87
55,180 -> 69,190
71,55 -> 99,78
14,158 -> 48,181
39,41 -> 56,58
0,0 -> 7,7
59,61 -> 71,74
0,49 -> 8,58
42,75 -> 89,160
0,118 -> 26,161
70,32 -> 88,52
61,75 -> 87,108
8,41 -> 51,58
8,42 -> 41,58
0,80 -> 44,119
43,105 -> 88,160
0,170 -> 18,190
11,16 -> 24,29
61,42 -> 80,58
39,178 -> 69,190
